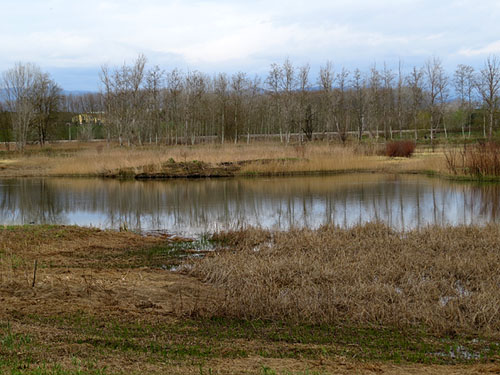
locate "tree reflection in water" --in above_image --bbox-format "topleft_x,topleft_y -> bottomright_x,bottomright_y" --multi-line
0,175 -> 498,235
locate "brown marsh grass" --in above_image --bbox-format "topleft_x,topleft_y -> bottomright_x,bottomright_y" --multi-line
445,142 -> 500,178
191,223 -> 500,337
0,140 -> 446,177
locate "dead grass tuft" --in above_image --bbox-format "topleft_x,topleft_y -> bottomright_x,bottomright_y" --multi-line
191,223 -> 500,337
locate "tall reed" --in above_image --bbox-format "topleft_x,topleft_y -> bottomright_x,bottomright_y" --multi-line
445,142 -> 500,177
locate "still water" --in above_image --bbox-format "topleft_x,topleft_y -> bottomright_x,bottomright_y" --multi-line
1,174 -> 499,235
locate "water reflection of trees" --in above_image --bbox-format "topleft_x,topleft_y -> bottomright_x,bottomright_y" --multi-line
0,179 -> 68,224
0,175 -> 499,234
470,184 -> 500,222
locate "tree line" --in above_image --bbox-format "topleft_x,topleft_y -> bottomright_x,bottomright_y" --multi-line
2,55 -> 500,149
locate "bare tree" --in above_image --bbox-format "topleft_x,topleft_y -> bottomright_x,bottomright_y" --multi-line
165,68 -> 184,144
424,57 -> 448,145
1,62 -> 41,150
100,54 -> 147,146
32,72 -> 62,146
266,63 -> 284,142
351,69 -> 366,141
395,61 -> 408,138
454,64 -> 475,138
318,61 -> 335,140
14,54 -> 500,145
476,56 -> 500,139
214,73 -> 229,143
145,65 -> 165,144
407,66 -> 424,140
184,70 -> 208,144
381,64 -> 395,140
335,67 -> 350,143
282,59 -> 296,143
367,65 -> 382,139
230,72 -> 248,143
297,63 -> 312,141
99,64 -> 113,144
128,54 -> 147,145
245,75 -> 262,143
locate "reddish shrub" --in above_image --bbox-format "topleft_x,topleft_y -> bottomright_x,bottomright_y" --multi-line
385,141 -> 416,158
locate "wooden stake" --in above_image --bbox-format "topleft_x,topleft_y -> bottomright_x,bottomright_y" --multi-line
32,260 -> 37,288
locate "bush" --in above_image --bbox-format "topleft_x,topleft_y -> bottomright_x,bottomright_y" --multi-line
385,141 -> 416,158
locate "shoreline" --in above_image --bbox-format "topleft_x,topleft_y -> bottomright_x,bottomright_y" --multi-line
2,165 -> 500,184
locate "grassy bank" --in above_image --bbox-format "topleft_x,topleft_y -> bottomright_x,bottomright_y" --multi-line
0,141 -> 447,179
1,225 -> 500,374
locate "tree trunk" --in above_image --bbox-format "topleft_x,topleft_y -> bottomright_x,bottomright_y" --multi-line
489,110 -> 494,139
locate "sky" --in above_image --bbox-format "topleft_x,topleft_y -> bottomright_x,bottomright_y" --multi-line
1,0 -> 500,91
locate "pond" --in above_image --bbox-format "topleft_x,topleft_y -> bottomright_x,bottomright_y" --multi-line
1,174 -> 499,235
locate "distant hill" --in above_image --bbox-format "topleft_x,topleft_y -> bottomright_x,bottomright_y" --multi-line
61,90 -> 97,96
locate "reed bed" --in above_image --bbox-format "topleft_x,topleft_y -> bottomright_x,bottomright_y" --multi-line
36,142 -> 381,176
0,141 -> 439,177
190,223 -> 500,336
445,142 -> 500,178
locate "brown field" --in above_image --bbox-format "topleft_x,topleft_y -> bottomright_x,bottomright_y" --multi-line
1,224 -> 500,374
0,140 -> 447,178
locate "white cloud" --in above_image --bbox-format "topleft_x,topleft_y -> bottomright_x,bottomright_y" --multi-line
458,41 -> 500,57
1,0 -> 500,89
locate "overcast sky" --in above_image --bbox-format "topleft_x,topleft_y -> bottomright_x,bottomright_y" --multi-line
1,0 -> 500,90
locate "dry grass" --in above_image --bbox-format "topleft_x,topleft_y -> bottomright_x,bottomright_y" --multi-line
0,225 -> 213,321
445,142 -> 500,178
238,143 -> 384,175
191,223 -> 500,337
389,151 -> 447,174
0,140 -> 447,177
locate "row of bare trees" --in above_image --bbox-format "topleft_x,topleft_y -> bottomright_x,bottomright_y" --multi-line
93,55 -> 500,146
2,55 -> 500,148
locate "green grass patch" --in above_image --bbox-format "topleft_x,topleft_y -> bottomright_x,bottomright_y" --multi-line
119,237 -> 214,269
15,313 -> 500,367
